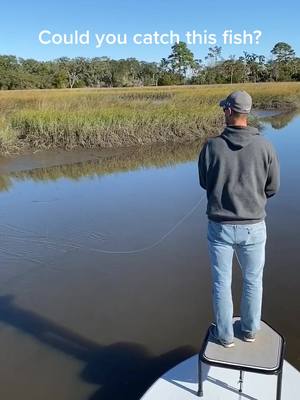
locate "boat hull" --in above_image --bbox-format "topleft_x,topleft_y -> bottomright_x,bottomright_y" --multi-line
140,355 -> 300,399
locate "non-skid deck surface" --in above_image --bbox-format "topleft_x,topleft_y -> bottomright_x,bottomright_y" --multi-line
203,317 -> 283,371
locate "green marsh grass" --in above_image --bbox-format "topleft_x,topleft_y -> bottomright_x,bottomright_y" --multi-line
0,82 -> 300,154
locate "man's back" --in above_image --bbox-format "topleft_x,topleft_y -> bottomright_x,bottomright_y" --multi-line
198,125 -> 280,224
200,90 -> 280,348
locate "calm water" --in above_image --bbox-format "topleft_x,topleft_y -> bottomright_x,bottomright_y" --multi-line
0,111 -> 299,399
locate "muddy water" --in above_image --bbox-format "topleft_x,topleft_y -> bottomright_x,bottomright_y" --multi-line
0,111 -> 299,399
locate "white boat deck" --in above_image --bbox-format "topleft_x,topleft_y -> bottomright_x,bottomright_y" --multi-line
140,355 -> 300,400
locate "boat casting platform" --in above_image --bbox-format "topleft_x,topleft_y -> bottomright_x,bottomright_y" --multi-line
141,317 -> 300,399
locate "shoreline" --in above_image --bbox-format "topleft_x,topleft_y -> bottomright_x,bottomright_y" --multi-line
0,83 -> 300,157
0,107 -> 298,179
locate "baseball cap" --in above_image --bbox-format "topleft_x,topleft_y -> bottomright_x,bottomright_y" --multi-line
219,90 -> 252,114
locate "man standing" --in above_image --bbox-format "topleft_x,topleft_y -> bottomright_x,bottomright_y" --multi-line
198,90 -> 280,348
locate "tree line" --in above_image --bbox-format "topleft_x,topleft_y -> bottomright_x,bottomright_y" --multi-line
0,41 -> 299,90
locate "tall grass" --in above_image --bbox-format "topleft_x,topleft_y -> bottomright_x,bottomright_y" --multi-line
0,82 -> 300,154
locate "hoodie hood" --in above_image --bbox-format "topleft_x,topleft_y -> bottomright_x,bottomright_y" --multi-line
221,125 -> 260,149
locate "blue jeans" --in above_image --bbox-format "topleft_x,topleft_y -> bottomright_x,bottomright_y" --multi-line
207,219 -> 267,342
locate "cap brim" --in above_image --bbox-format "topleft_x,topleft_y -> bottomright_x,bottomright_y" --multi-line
219,99 -> 227,107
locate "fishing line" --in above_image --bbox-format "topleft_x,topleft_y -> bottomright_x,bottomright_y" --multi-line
0,193 -> 206,289
76,194 -> 206,255
0,194 -> 206,258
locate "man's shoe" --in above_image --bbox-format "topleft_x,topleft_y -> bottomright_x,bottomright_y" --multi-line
220,340 -> 235,348
210,325 -> 235,348
243,332 -> 256,342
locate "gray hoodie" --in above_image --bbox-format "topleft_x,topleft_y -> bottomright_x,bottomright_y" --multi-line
198,125 -> 280,224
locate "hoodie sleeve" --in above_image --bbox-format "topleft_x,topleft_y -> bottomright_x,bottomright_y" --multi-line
198,141 -> 209,190
265,146 -> 280,198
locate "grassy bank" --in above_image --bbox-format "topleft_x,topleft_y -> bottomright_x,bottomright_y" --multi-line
0,82 -> 300,155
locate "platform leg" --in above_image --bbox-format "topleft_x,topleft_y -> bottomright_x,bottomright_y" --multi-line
276,368 -> 283,400
238,370 -> 245,393
197,354 -> 203,397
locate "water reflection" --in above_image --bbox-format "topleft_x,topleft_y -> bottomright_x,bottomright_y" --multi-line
0,140 -> 205,192
0,175 -> 11,192
260,109 -> 300,129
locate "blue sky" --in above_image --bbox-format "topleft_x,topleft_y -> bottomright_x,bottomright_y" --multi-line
1,0 -> 300,62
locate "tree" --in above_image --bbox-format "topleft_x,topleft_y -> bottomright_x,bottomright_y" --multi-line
159,57 -> 170,72
19,58 -> 56,88
167,41 -> 196,78
189,58 -> 204,83
140,61 -> 160,86
235,52 -> 266,83
157,71 -> 183,86
291,58 -> 300,80
0,40 -> 299,90
271,42 -> 295,63
83,57 -> 112,87
56,57 -> 86,88
0,55 -> 21,89
222,56 -> 237,84
270,43 -> 296,81
205,46 -> 222,65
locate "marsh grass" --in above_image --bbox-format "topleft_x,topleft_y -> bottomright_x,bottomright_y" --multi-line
1,82 -> 300,154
